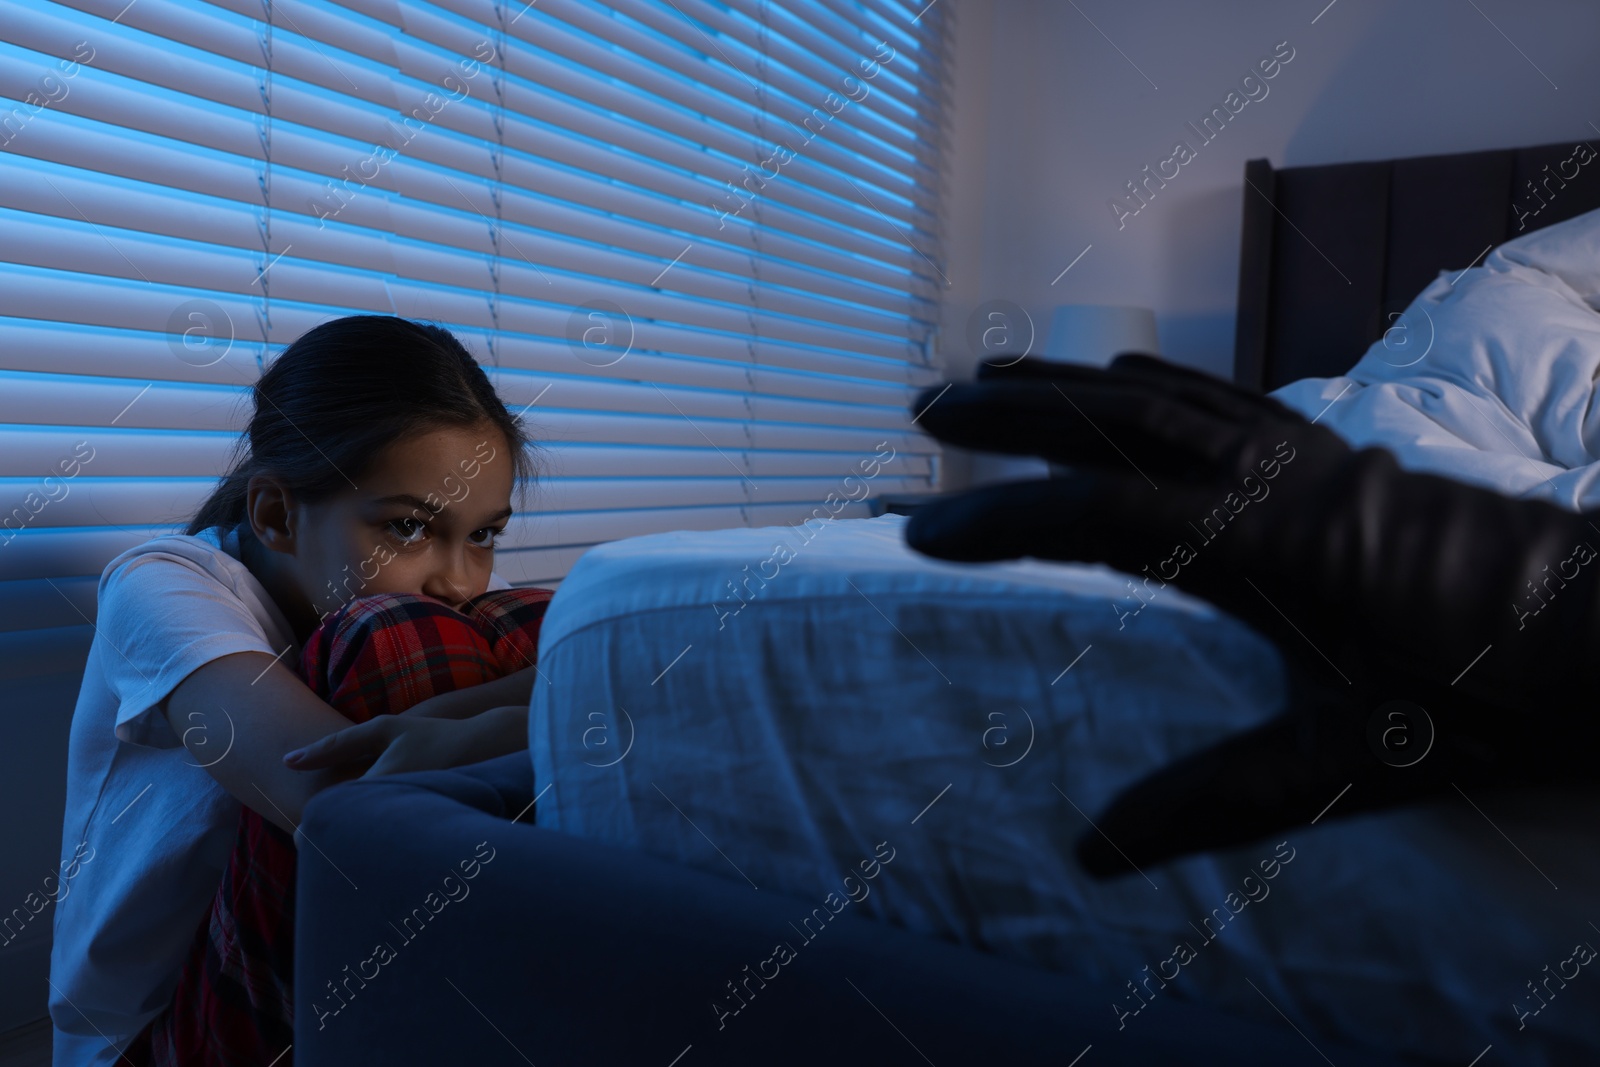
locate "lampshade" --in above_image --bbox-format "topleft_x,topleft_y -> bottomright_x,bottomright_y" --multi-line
1043,305 -> 1160,366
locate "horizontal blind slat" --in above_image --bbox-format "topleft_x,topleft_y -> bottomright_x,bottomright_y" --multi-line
0,472 -> 929,528
0,160 -> 935,335
0,271 -> 942,385
0,0 -> 948,588
0,426 -> 931,480
0,217 -> 931,360
1,108 -> 938,299
0,317 -> 939,403
0,370 -> 939,458
0,25 -> 941,256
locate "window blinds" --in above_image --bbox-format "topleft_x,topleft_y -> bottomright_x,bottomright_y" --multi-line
0,0 -> 952,602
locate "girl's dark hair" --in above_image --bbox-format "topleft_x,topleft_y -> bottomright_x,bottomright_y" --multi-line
187,315 -> 538,536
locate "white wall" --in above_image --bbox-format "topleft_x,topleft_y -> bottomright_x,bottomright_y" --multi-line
937,0 -> 1600,488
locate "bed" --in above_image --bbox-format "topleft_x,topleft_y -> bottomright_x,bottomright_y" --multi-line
1234,139 -> 1600,392
527,148 -> 1600,1065
296,139 -> 1600,1066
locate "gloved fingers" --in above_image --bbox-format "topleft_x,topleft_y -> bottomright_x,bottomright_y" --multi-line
904,476 -> 1353,677
902,473 -> 1218,567
1074,713 -> 1330,878
974,352 -> 1307,431
1106,353 -> 1311,426
1072,697 -> 1444,878
1075,666 -> 1540,879
911,380 -> 1259,481
1029,370 -> 1343,475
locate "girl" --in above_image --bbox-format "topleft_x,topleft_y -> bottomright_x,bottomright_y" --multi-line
48,316 -> 554,1067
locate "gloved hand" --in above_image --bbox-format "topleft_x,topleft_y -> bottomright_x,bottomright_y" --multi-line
905,354 -> 1600,876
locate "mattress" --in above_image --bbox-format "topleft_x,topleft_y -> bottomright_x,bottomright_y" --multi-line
531,514 -> 1600,1064
532,208 -> 1600,1065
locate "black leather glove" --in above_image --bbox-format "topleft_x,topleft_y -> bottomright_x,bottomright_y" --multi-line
905,354 -> 1600,876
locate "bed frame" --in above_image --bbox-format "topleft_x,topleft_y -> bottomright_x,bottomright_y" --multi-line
1234,137 -> 1600,391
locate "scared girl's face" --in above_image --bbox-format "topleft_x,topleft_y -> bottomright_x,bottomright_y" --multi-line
289,423 -> 515,619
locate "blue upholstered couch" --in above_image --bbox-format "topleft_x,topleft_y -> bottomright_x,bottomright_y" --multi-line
292,751 -> 1415,1066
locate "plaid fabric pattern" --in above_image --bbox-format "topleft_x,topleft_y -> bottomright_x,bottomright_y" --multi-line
125,588 -> 553,1067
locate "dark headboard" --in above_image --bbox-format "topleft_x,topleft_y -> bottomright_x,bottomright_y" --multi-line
1233,138 -> 1600,392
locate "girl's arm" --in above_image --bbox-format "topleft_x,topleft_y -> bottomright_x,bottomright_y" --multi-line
401,664 -> 538,720
282,704 -> 529,779
162,650 -> 413,834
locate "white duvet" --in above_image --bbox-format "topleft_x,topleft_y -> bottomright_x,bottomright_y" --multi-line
1273,205 -> 1600,506
532,207 -> 1600,1066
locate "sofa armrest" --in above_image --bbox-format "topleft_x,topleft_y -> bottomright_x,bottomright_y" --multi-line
294,754 -> 1413,1067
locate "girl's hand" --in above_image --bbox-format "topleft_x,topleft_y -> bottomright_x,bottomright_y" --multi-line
283,705 -> 529,779
399,665 -> 539,720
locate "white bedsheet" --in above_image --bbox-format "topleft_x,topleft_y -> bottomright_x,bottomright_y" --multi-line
531,207 -> 1600,1064
1273,206 -> 1600,507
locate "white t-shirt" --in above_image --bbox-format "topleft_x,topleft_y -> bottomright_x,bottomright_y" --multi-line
48,527 -> 509,1066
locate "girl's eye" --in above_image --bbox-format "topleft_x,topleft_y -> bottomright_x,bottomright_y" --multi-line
386,518 -> 428,545
468,526 -> 504,549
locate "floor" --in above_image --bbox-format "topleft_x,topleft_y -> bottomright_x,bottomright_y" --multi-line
0,1019 -> 50,1067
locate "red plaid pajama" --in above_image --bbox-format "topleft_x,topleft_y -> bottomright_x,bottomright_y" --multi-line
123,587 -> 553,1067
